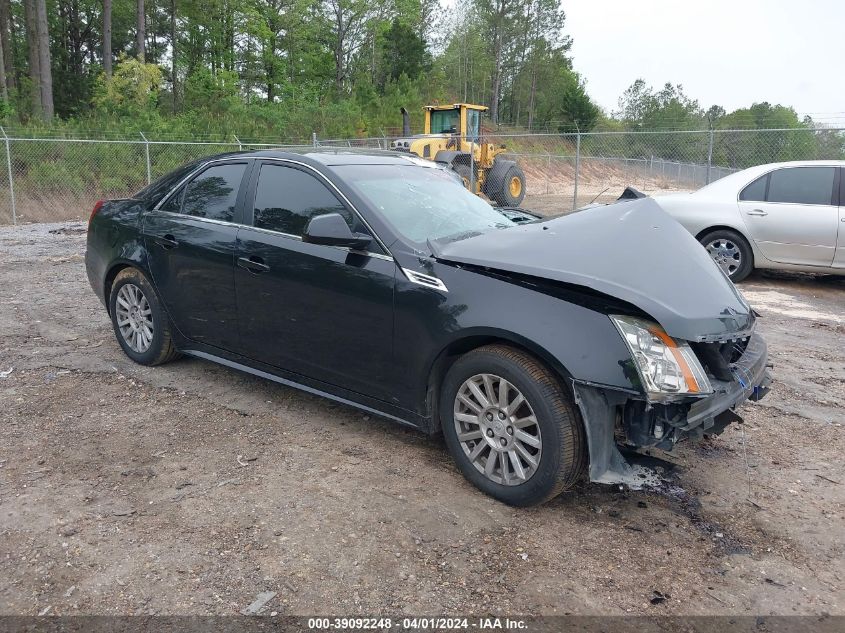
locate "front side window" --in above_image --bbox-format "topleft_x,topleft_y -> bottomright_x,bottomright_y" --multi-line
430,109 -> 460,134
767,167 -> 835,205
182,163 -> 248,222
252,164 -> 353,236
335,164 -> 516,247
739,175 -> 767,202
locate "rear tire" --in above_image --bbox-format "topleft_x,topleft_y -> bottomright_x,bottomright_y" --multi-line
698,229 -> 754,282
439,345 -> 585,506
109,267 -> 180,366
486,163 -> 526,207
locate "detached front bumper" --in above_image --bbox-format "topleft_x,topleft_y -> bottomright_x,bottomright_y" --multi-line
685,332 -> 771,431
573,331 -> 772,487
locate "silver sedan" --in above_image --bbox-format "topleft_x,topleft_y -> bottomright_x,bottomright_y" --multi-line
653,160 -> 845,281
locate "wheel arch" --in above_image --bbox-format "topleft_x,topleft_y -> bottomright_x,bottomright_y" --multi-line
695,223 -> 749,242
103,260 -> 150,316
423,331 -> 574,436
695,224 -> 758,268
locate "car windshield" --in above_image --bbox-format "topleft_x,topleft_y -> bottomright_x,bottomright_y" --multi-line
334,164 -> 515,248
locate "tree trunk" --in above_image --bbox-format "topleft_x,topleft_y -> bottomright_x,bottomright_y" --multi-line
23,0 -> 40,118
527,63 -> 537,130
170,0 -> 176,110
136,0 -> 145,62
103,0 -> 112,77
0,27 -> 7,101
489,37 -> 502,124
35,0 -> 52,119
0,0 -> 14,94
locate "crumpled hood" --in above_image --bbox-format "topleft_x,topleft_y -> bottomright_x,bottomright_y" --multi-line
433,198 -> 754,341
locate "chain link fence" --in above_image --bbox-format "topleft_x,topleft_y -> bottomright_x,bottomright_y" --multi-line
1,127 -> 843,225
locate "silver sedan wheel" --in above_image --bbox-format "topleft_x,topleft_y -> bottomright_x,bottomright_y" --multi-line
115,283 -> 154,354
453,373 -> 542,486
706,238 -> 742,277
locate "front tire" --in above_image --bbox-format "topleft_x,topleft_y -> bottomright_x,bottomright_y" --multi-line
109,267 -> 180,366
698,229 -> 754,282
439,345 -> 585,506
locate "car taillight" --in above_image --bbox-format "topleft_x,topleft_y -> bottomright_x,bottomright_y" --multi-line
89,200 -> 105,225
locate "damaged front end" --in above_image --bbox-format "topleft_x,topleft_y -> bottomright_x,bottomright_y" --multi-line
431,197 -> 774,489
573,324 -> 772,488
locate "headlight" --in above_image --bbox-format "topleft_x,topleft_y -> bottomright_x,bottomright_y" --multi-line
610,315 -> 713,400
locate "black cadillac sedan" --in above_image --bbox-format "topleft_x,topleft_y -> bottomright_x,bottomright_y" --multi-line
86,150 -> 771,506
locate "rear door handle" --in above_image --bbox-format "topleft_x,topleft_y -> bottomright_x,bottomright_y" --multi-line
155,234 -> 179,249
747,209 -> 768,217
237,255 -> 270,273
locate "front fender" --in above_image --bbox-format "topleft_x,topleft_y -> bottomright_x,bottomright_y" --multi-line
392,260 -> 641,416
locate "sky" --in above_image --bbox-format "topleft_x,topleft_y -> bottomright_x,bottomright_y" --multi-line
564,0 -> 845,123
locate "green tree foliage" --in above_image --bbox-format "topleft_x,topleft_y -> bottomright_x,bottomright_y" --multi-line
93,56 -> 162,116
0,0 -> 604,136
378,18 -> 430,88
613,79 -> 844,165
0,0 -> 837,163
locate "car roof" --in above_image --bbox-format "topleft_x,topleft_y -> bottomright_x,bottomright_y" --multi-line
695,159 -> 845,196
206,148 -> 427,167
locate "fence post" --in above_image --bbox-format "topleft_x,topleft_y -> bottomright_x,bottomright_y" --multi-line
572,132 -> 580,210
140,132 -> 151,185
234,135 -> 242,152
1,126 -> 15,225
706,129 -> 714,185
470,136 -> 476,196
312,132 -> 317,148
546,151 -> 551,195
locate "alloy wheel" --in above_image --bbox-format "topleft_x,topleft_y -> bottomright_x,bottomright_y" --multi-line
115,283 -> 154,353
453,373 -> 542,486
706,238 -> 742,276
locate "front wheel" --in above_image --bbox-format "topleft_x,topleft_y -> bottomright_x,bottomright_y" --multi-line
439,345 -> 585,506
698,228 -> 754,282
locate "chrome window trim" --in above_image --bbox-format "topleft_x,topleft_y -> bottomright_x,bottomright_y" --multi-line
236,223 -> 394,262
150,155 -> 397,261
146,208 -> 241,229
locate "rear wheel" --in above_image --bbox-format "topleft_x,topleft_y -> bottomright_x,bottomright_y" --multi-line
487,163 -> 526,207
439,345 -> 585,506
698,229 -> 753,282
109,268 -> 180,366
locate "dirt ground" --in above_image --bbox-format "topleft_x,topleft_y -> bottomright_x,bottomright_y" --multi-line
0,221 -> 842,617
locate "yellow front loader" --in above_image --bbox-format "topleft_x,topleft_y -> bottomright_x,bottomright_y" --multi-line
391,103 -> 527,206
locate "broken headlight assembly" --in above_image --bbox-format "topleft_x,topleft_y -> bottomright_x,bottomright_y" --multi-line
610,315 -> 713,401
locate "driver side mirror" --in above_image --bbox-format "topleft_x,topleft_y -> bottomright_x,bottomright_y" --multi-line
302,213 -> 373,251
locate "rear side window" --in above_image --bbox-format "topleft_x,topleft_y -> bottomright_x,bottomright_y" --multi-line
136,160 -> 202,207
767,167 -> 835,205
252,164 -> 352,235
739,175 -> 767,202
182,163 -> 248,222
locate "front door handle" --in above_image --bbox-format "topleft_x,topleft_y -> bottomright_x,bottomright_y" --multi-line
747,209 -> 768,217
155,234 -> 179,249
237,255 -> 270,273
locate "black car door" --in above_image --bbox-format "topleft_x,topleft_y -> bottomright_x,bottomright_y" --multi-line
143,159 -> 252,351
234,160 -> 396,401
